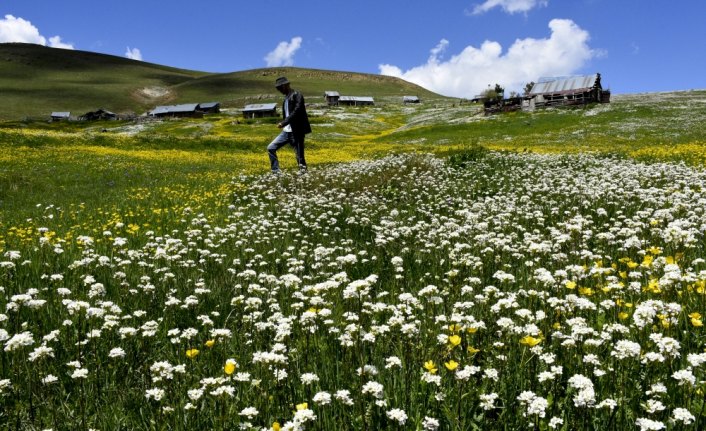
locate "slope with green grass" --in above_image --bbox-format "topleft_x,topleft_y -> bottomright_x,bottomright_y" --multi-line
0,43 -> 446,120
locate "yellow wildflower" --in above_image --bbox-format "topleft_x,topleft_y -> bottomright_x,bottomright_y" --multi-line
424,360 -> 438,374
641,255 -> 654,267
565,281 -> 577,290
467,346 -> 480,354
296,402 -> 308,411
618,312 -> 630,320
272,422 -> 281,431
186,348 -> 199,359
644,278 -> 660,294
520,335 -> 541,347
205,339 -> 215,348
225,359 -> 237,375
448,335 -> 462,347
695,280 -> 706,294
448,324 -> 461,333
444,360 -> 459,371
579,287 -> 594,296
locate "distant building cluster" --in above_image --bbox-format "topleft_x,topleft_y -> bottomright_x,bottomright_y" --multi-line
48,91 -> 424,123
50,102 -> 220,122
48,74 -> 608,122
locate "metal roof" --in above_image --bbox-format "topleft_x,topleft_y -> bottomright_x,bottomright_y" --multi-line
150,104 -> 199,115
403,96 -> 420,102
339,96 -> 374,102
324,91 -> 340,97
529,74 -> 598,96
51,112 -> 70,117
198,102 -> 220,109
241,103 -> 277,112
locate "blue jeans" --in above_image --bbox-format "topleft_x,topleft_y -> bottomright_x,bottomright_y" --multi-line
267,131 -> 307,172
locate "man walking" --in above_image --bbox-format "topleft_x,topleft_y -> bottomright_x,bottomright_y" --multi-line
267,76 -> 311,173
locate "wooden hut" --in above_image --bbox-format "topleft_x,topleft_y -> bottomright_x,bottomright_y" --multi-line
80,108 -> 118,121
149,103 -> 202,118
241,103 -> 277,119
338,96 -> 375,107
197,102 -> 221,114
324,91 -> 340,106
50,112 -> 70,122
523,73 -> 610,110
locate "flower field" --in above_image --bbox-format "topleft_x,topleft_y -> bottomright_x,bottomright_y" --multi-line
2,146 -> 706,430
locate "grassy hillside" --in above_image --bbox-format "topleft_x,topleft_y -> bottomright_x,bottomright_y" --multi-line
0,43 -> 446,120
172,67 -> 446,107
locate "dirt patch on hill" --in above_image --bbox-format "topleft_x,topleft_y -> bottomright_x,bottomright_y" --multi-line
132,86 -> 175,104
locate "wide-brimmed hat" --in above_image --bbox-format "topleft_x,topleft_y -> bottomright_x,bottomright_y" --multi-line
275,76 -> 290,87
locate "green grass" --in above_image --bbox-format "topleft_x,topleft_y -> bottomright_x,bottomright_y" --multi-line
2,73 -> 706,430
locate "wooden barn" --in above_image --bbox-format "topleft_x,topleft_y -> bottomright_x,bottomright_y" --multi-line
149,103 -> 202,118
403,96 -> 420,104
484,97 -> 523,115
50,111 -> 70,122
197,102 -> 220,114
80,108 -> 117,121
338,96 -> 375,106
324,91 -> 340,106
523,73 -> 610,110
241,103 -> 277,119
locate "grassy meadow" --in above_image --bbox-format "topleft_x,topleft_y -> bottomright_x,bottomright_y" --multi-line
2,88 -> 706,430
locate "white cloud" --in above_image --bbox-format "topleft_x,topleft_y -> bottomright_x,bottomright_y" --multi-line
0,14 -> 74,49
379,19 -> 596,98
48,36 -> 73,49
470,0 -> 548,15
264,36 -> 303,67
125,47 -> 143,61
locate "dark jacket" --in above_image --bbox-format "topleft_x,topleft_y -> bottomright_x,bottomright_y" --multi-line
281,90 -> 312,135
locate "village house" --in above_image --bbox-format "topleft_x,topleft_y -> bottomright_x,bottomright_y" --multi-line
80,108 -> 117,121
523,73 -> 610,110
50,111 -> 70,122
338,96 -> 375,107
241,103 -> 277,119
484,97 -> 523,115
403,96 -> 420,104
147,102 -> 220,118
149,103 -> 202,118
198,102 -> 220,114
324,91 -> 340,106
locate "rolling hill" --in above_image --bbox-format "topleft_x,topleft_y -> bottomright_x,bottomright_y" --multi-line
0,43 -> 445,121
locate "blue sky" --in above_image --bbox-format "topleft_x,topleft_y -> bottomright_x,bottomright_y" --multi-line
2,0 -> 705,98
